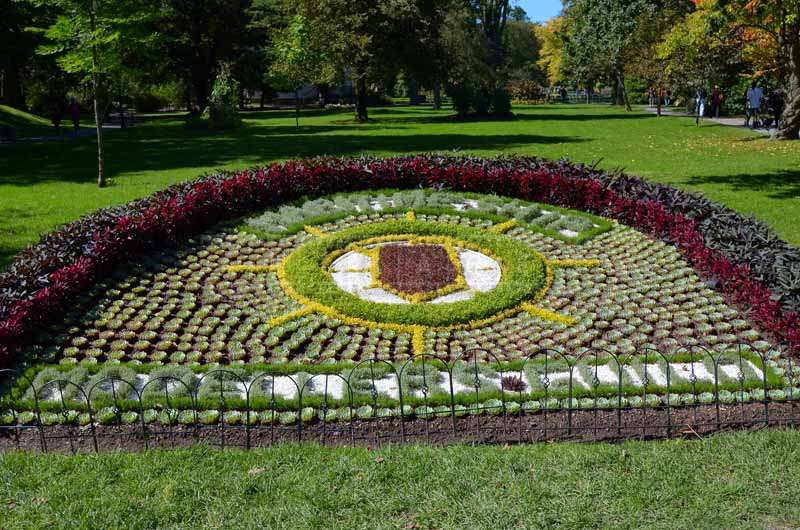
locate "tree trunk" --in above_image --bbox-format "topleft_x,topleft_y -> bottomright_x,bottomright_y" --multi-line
318,85 -> 329,107
433,80 -> 442,110
193,69 -> 209,112
616,71 -> 631,111
354,76 -> 368,122
408,79 -> 419,106
90,0 -> 106,188
777,40 -> 800,140
657,83 -> 662,117
295,88 -> 300,129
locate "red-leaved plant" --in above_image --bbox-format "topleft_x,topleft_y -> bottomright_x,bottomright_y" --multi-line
1,156 -> 798,368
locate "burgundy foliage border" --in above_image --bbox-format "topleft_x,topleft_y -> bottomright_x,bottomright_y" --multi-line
1,155 -> 798,368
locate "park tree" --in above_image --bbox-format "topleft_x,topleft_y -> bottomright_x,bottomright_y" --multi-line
242,0 -> 286,109
159,0 -> 252,112
657,1 -> 743,102
470,0 -> 512,80
293,0 -> 374,121
294,0 -> 427,122
536,17 -> 567,86
443,5 -> 494,82
33,0 -> 158,187
562,0 -> 658,110
390,0 -> 461,110
620,0 -> 694,115
502,12 -> 544,84
269,15 -> 335,126
718,0 -> 800,139
1,1 -> 46,109
441,1 -> 517,115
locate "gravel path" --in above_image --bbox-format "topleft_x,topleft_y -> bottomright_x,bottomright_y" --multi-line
645,105 -> 772,136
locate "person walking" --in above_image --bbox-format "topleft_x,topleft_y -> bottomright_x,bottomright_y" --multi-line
711,85 -> 722,118
665,89 -> 672,107
745,80 -> 763,129
51,104 -> 62,136
69,97 -> 80,135
695,86 -> 707,126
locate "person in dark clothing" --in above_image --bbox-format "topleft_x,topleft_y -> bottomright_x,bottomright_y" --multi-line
51,105 -> 62,136
69,97 -> 80,134
770,89 -> 785,129
711,85 -> 722,118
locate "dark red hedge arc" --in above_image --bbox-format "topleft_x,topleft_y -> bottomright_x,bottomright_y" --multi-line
1,155 -> 798,368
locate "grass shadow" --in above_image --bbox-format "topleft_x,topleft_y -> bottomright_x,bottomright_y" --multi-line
684,169 -> 800,200
0,129 -> 586,187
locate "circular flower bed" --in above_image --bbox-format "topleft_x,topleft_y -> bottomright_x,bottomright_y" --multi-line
0,156 -> 798,429
279,218 -> 552,328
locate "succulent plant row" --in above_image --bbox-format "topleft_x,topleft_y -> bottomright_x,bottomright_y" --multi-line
10,347 -> 784,413
1,156 -> 798,372
244,189 -> 605,242
5,201 -> 775,372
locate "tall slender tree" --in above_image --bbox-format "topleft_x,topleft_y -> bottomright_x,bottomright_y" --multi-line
33,0 -> 158,187
562,0 -> 658,110
269,15 -> 334,126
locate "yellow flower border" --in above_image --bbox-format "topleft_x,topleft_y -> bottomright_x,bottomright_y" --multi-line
488,219 -> 518,234
228,219 -> 601,357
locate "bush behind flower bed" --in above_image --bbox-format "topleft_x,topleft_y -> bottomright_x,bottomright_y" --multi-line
1,155 -> 798,368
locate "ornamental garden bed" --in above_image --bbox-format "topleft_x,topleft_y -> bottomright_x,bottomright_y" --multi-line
1,156 -> 799,448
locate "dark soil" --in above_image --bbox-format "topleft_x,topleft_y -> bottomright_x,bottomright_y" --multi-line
3,401 -> 799,453
378,244 -> 456,295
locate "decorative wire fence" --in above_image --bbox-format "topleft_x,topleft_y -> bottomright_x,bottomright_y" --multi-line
1,345 -> 797,453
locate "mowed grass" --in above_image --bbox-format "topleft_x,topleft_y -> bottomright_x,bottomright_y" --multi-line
0,105 -> 54,138
2,430 -> 800,529
2,106 -> 800,528
1,104 -> 799,268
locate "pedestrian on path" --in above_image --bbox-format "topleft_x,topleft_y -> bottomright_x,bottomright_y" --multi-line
769,88 -> 784,130
51,104 -> 62,136
711,85 -> 723,118
695,86 -> 707,126
745,80 -> 763,129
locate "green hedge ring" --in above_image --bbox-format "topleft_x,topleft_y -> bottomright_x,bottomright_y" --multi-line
278,219 -> 550,329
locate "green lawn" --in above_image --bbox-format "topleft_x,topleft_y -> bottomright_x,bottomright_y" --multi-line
1,430 -> 800,529
3,105 -> 800,528
0,105 -> 54,138
1,104 -> 799,268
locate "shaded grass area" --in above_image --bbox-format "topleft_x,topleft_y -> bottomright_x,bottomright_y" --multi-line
0,105 -> 53,138
1,104 -> 799,269
2,429 -> 800,529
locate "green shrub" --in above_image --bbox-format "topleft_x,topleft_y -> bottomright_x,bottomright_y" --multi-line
450,83 -> 473,117
203,63 -> 241,130
491,88 -> 512,116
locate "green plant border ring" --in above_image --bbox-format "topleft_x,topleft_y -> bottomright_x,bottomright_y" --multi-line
278,219 -> 550,328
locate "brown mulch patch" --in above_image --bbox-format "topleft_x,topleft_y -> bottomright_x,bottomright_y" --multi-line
378,244 -> 456,294
3,402 -> 800,453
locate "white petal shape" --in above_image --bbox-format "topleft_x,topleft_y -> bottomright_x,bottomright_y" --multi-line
330,252 -> 371,272
460,250 -> 501,292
